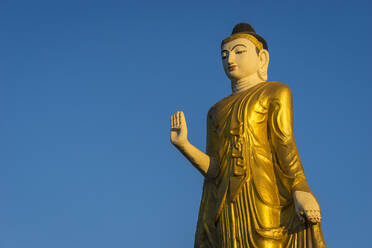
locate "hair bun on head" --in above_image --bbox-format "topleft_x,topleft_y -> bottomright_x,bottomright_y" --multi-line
229,23 -> 268,50
232,23 -> 256,34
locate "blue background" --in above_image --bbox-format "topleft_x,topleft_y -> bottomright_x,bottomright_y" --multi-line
1,0 -> 371,247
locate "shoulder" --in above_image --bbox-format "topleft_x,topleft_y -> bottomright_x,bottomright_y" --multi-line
207,101 -> 219,119
262,81 -> 293,102
263,81 -> 292,96
207,105 -> 215,119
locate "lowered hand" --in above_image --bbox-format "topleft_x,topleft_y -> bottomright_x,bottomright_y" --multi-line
294,191 -> 322,224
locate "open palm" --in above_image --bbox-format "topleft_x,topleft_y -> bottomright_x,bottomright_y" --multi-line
170,111 -> 188,147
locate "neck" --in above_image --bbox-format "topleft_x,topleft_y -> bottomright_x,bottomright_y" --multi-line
231,75 -> 265,94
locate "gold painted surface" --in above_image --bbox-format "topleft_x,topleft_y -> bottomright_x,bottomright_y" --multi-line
221,34 -> 264,51
194,81 -> 326,248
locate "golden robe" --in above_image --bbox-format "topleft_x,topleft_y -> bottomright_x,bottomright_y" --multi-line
195,82 -> 326,248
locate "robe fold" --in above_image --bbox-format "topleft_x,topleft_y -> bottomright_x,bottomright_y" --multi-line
194,81 -> 326,248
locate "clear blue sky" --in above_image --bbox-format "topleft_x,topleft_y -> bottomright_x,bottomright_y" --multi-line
1,0 -> 371,247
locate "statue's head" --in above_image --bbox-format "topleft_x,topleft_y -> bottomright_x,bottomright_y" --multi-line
221,23 -> 269,81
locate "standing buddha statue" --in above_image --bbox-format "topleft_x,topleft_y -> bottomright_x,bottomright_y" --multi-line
170,23 -> 327,248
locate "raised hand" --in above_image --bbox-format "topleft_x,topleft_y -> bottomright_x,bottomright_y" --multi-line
294,191 -> 322,224
170,111 -> 188,147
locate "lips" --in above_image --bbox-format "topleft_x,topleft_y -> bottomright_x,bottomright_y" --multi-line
229,65 -> 237,71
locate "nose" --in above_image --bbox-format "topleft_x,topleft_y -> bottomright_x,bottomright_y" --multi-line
227,52 -> 235,65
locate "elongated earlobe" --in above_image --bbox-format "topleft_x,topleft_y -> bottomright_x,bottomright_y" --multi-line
258,49 -> 269,81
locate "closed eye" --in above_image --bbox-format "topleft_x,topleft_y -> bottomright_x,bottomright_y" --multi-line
235,50 -> 247,54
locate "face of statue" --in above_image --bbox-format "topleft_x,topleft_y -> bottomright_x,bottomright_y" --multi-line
221,38 -> 260,81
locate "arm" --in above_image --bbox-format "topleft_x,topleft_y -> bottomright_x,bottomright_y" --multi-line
269,85 -> 309,191
170,111 -> 219,178
268,84 -> 321,223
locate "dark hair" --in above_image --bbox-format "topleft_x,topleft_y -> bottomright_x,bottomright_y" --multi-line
232,23 -> 268,51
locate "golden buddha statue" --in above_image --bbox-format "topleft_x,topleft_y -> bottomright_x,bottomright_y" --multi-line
170,23 -> 326,248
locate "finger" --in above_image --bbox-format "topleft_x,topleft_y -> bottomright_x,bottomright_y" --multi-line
314,211 -> 320,219
315,211 -> 321,222
173,114 -> 177,128
171,115 -> 174,128
304,210 -> 312,222
173,112 -> 177,127
178,111 -> 182,127
312,210 -> 319,217
307,211 -> 318,223
180,111 -> 185,127
177,111 -> 181,127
